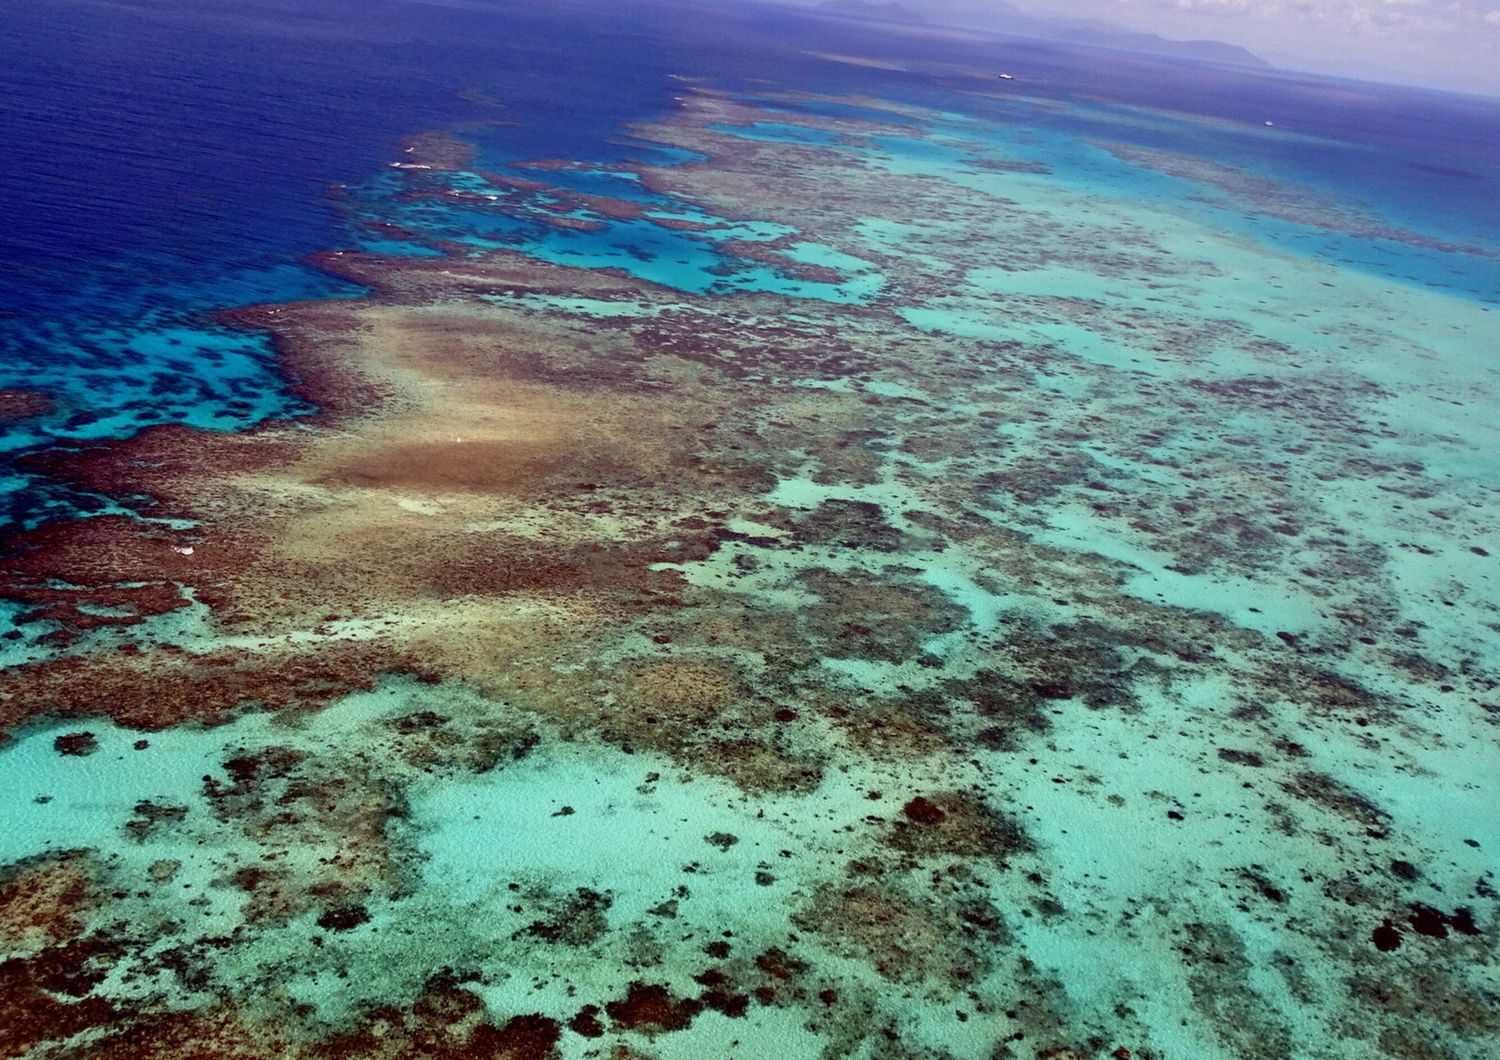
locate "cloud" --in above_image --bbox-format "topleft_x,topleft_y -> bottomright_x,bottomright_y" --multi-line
1001,0 -> 1500,92
1121,0 -> 1500,32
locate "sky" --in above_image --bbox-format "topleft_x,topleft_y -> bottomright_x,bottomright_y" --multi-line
840,0 -> 1500,96
1038,0 -> 1500,95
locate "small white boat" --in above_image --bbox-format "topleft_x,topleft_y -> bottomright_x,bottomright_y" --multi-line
999,73 -> 1015,80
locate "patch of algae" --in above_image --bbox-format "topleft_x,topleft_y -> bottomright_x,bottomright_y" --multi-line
1,86 -> 1498,1058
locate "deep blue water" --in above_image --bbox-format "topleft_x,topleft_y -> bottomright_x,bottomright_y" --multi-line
0,0 -> 711,525
2,0 -> 1497,529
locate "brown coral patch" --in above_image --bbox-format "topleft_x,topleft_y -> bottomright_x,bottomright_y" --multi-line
88,1008 -> 298,1059
835,698 -> 952,759
0,639 -> 422,738
1178,921 -> 1293,1057
468,1014 -> 565,1059
1281,771 -> 1390,832
316,436 -> 574,494
0,852 -> 94,954
0,958 -> 120,1057
799,567 -> 963,663
1,513 -> 214,590
318,975 -> 561,1059
615,657 -> 752,726
789,498 -> 905,552
794,878 -> 1005,986
205,745 -> 411,924
0,388 -> 52,423
0,934 -> 129,1056
6,567 -> 192,646
604,981 -> 702,1033
884,789 -> 1031,865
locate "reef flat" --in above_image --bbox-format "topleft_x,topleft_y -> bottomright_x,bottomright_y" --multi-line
2,77 -> 1498,1060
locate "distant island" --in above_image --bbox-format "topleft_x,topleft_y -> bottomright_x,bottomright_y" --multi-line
1038,22 -> 1270,68
814,0 -> 1270,68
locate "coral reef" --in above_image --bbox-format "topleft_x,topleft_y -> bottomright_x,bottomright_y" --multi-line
2,78 -> 1497,1059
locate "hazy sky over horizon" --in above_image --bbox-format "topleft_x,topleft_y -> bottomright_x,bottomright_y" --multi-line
1031,0 -> 1500,95
822,0 -> 1500,96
